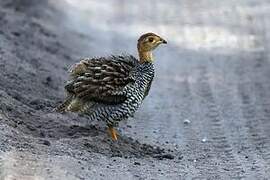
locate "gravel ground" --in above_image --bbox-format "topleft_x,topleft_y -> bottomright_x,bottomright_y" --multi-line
1,0 -> 270,179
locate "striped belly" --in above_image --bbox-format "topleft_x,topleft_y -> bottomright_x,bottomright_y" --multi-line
83,87 -> 146,126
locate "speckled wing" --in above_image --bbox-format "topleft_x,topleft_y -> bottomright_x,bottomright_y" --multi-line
65,55 -> 138,104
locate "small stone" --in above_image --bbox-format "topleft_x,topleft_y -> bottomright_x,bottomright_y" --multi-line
154,153 -> 175,160
40,132 -> 45,137
43,140 -> 51,146
162,154 -> 174,160
202,137 -> 207,143
183,119 -> 191,124
17,121 -> 23,125
12,32 -> 21,37
134,161 -> 141,165
178,155 -> 184,160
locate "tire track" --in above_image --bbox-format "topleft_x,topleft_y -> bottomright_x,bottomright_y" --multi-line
213,90 -> 258,178
240,56 -> 270,164
234,56 -> 270,176
180,62 -> 223,179
237,82 -> 270,174
208,57 -> 269,178
195,65 -> 245,179
252,82 -> 270,161
181,73 -> 220,179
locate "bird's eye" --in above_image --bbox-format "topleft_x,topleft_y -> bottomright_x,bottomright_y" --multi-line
148,37 -> 154,42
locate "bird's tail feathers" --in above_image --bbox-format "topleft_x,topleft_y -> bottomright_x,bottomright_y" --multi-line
54,95 -> 96,113
54,95 -> 74,113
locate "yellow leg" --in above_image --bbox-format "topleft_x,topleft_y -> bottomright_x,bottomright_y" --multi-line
108,126 -> 118,141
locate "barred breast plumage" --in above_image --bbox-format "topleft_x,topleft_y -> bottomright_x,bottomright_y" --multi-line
56,32 -> 167,140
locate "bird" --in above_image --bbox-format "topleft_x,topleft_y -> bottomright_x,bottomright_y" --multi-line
56,32 -> 167,141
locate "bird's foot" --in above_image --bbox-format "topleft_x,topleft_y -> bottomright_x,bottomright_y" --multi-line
108,126 -> 118,141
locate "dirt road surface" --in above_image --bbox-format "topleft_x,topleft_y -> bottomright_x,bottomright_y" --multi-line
0,0 -> 270,179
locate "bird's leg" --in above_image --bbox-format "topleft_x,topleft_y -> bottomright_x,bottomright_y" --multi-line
108,126 -> 118,141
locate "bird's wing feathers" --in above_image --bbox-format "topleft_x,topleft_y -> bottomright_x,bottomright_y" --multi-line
66,55 -> 138,104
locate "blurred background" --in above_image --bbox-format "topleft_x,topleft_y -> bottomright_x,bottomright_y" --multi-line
52,0 -> 270,54
1,0 -> 270,179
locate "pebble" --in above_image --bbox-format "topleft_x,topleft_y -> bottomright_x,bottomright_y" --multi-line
178,155 -> 184,160
154,153 -> 175,160
43,140 -> 51,146
201,138 -> 207,143
183,119 -> 191,124
12,32 -> 21,37
134,161 -> 141,165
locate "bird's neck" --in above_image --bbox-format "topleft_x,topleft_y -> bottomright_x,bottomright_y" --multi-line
138,50 -> 153,64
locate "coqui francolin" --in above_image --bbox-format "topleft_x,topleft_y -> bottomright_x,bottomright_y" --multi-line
56,32 -> 167,140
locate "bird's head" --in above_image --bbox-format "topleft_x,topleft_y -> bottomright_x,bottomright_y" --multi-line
137,32 -> 167,63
